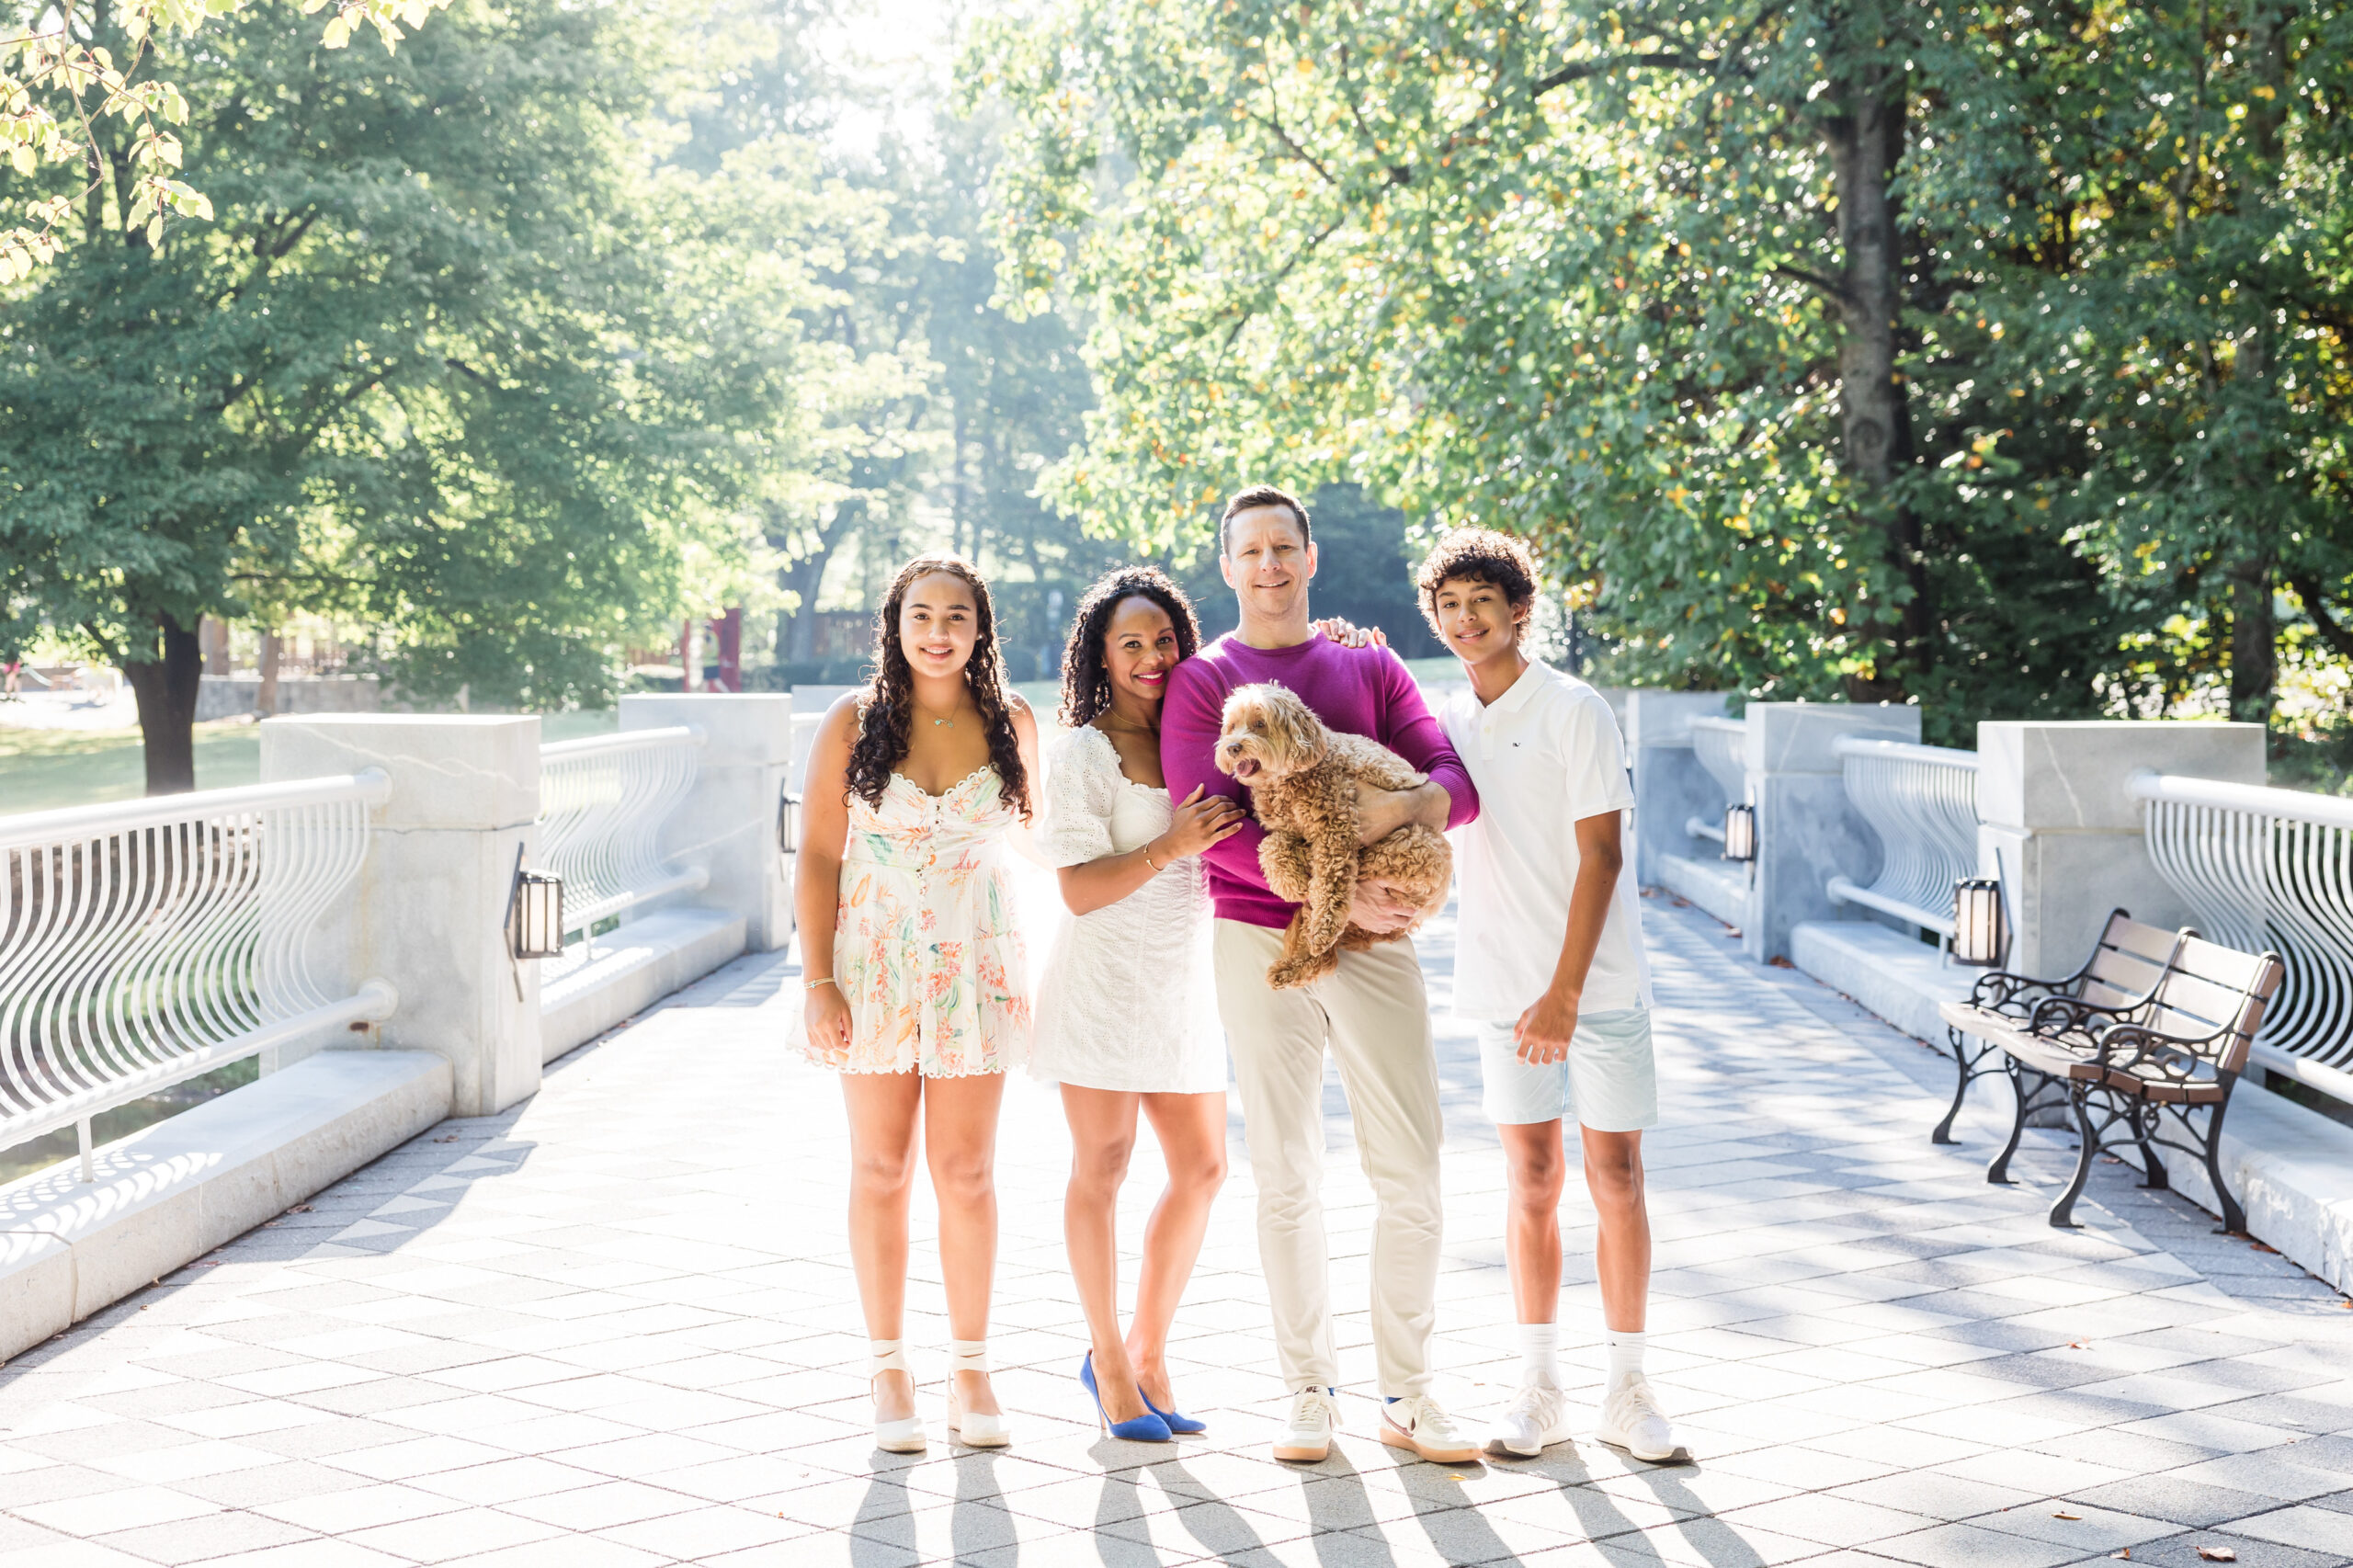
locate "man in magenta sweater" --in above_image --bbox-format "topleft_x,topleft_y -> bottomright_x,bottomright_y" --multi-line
1160,485 -> 1482,1465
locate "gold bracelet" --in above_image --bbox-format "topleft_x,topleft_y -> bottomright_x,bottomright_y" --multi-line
805,976 -> 837,991
1142,843 -> 1165,873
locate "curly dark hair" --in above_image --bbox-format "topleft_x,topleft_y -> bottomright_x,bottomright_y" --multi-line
1415,527 -> 1540,638
846,553 -> 1031,820
1056,566 -> 1203,730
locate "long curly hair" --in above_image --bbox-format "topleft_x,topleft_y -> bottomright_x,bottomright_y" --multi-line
1056,566 -> 1203,730
847,553 -> 1031,820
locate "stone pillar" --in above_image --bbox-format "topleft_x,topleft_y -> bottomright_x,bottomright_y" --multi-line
1977,721 -> 2267,979
1625,691 -> 1730,889
620,693 -> 796,952
261,714 -> 542,1117
1745,701 -> 1919,962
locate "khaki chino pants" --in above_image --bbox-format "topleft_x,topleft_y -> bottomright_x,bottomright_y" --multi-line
1213,919 -> 1443,1398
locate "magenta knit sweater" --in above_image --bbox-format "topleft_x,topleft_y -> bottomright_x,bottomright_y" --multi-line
1158,632 -> 1479,929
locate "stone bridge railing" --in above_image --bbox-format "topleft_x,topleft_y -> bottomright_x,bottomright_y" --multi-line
0,695 -> 795,1358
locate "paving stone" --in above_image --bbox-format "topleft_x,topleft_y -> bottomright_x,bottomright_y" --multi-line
4,895 -> 2346,1565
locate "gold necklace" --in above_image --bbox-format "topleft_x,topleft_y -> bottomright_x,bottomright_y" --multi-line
915,700 -> 961,729
1099,710 -> 1156,737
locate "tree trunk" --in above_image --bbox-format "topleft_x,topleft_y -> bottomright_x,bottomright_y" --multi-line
2228,560 -> 2277,725
121,613 -> 203,796
779,499 -> 861,665
256,629 -> 282,716
1824,63 -> 1927,700
2222,3 -> 2289,729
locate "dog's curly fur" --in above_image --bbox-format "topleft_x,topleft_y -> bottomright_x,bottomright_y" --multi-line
1215,682 -> 1452,989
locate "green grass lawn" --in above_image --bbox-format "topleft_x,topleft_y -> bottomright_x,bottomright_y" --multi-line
0,710 -> 620,818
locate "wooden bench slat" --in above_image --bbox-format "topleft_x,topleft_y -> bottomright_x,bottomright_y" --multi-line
2107,921 -> 2186,963
2173,933 -> 2278,994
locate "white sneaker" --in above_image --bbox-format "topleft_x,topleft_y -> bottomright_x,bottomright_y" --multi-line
1486,1383 -> 1574,1458
1378,1394 -> 1480,1463
1595,1376 -> 1688,1463
1273,1386 -> 1342,1462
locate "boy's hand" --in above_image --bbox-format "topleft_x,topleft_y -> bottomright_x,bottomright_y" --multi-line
1355,779 -> 1448,845
1514,987 -> 1579,1064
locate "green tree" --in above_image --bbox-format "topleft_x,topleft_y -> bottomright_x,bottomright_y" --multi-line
969,0 -> 2353,728
1906,0 -> 2353,724
0,0 -> 803,790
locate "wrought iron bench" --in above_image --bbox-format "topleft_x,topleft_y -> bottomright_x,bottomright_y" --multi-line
1931,910 -> 2179,1144
1938,911 -> 2284,1231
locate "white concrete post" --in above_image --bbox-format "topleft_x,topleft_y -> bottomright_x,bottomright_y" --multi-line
1977,721 -> 2267,979
1625,691 -> 1731,890
1744,702 -> 1919,962
620,693 -> 796,952
260,714 -> 542,1117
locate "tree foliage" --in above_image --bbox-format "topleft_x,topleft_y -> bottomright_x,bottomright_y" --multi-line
0,0 -> 867,788
969,0 -> 2353,734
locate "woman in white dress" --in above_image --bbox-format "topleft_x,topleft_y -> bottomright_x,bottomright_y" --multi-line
1036,568 -> 1384,1440
1033,567 -> 1243,1440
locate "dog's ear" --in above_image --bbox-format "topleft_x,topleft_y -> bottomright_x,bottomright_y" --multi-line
1266,687 -> 1328,769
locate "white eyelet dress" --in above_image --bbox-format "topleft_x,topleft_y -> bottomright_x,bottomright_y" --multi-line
822,766 -> 1031,1078
1029,726 -> 1226,1095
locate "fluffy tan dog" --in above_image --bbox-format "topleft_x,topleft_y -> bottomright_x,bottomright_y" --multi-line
1215,681 -> 1452,989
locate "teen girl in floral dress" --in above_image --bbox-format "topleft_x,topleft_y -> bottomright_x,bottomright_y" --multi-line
796,552 -> 1040,1455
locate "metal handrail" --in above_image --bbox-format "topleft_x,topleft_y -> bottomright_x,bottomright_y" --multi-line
0,771 -> 392,851
0,774 -> 396,1172
1827,740 -> 1979,939
2130,769 -> 2353,829
2133,768 -> 2353,1103
1688,715 -> 1747,809
537,728 -> 707,937
1832,735 -> 1982,771
540,724 -> 704,761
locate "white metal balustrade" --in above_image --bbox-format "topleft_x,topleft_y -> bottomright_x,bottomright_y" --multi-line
538,727 -> 707,938
1685,715 -> 1748,846
1827,737 -> 1981,938
0,775 -> 396,1173
2133,771 -> 2353,1106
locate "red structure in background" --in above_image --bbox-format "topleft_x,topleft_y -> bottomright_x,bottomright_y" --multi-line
676,608 -> 745,692
712,608 -> 742,692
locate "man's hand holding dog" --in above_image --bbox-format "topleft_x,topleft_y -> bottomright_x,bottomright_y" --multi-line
1347,878 -> 1422,935
1514,986 -> 1579,1064
1353,779 -> 1449,846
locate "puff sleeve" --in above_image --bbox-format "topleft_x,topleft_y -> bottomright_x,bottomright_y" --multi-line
1038,727 -> 1120,869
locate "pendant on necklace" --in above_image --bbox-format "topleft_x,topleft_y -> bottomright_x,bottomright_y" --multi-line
933,717 -> 953,728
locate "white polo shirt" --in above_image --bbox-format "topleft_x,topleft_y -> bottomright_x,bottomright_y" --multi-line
1441,661 -> 1653,1020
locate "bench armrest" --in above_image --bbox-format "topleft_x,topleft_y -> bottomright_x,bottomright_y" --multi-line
1969,971 -> 2068,1012
2088,1021 -> 2239,1088
2024,994 -> 2144,1036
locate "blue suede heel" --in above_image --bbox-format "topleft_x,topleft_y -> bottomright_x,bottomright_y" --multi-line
1139,1385 -> 1207,1436
1082,1354 -> 1172,1442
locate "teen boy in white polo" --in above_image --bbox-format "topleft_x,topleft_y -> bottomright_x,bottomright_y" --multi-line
1418,528 -> 1685,1464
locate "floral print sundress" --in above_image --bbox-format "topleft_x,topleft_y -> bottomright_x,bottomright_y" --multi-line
821,766 -> 1030,1077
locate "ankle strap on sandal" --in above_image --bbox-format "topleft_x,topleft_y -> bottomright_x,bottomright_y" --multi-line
869,1339 -> 910,1378
949,1339 -> 989,1374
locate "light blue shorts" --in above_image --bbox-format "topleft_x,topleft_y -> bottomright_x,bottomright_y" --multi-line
1476,1007 -> 1658,1131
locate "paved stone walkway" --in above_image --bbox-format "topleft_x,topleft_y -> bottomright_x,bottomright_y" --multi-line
0,891 -> 2348,1568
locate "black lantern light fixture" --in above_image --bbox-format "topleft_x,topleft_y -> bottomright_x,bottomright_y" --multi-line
506,844 -> 565,961
1722,802 -> 1756,863
778,789 -> 801,858
1952,877 -> 2006,967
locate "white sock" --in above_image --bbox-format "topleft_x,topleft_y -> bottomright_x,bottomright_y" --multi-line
1606,1329 -> 1645,1391
1518,1322 -> 1559,1390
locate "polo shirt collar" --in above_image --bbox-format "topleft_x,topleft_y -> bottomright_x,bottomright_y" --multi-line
1486,659 -> 1544,716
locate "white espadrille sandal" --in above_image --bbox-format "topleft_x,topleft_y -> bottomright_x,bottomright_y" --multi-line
870,1340 -> 926,1453
943,1339 -> 1009,1448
